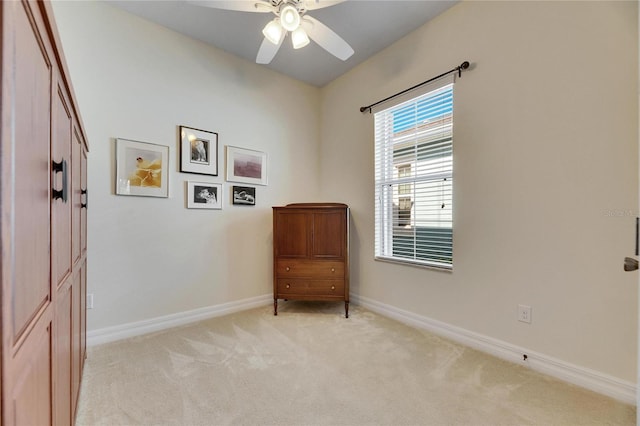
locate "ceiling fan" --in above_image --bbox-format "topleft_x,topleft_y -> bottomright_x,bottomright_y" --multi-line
189,0 -> 354,64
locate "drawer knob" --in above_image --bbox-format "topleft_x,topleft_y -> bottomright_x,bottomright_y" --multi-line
331,268 -> 335,272
286,284 -> 290,289
286,267 -> 290,272
331,285 -> 336,290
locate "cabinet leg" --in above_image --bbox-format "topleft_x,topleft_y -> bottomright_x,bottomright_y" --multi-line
274,299 -> 278,316
345,301 -> 349,318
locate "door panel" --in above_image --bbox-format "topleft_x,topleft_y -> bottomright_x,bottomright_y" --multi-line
12,321 -> 53,426
52,83 -> 72,289
81,145 -> 87,254
274,212 -> 308,257
80,261 -> 87,372
71,128 -> 82,264
54,283 -> 72,426
71,268 -> 81,414
311,211 -> 345,258
12,0 -> 53,342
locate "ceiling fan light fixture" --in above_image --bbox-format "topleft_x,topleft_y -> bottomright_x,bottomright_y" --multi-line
262,19 -> 283,45
291,27 -> 310,49
280,4 -> 300,31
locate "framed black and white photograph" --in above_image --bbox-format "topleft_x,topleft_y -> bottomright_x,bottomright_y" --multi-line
226,146 -> 267,186
116,138 -> 169,198
187,181 -> 222,209
232,186 -> 256,206
180,125 -> 218,176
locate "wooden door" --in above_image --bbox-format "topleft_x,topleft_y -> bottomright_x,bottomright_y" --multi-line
52,77 -> 72,290
1,1 -> 55,424
72,129 -> 82,265
81,145 -> 88,254
71,267 -> 82,416
70,128 -> 84,418
274,211 -> 309,257
54,283 -> 73,426
80,260 -> 87,372
52,70 -> 74,426
311,210 -> 345,259
78,143 -> 88,375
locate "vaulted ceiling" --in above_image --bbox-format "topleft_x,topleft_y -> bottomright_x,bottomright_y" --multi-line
106,0 -> 458,87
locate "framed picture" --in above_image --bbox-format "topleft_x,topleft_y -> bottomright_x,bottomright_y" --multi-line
226,146 -> 267,186
179,125 -> 218,176
116,138 -> 169,197
232,186 -> 256,206
187,181 -> 222,209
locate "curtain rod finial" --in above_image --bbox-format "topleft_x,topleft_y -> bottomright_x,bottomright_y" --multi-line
461,61 -> 470,70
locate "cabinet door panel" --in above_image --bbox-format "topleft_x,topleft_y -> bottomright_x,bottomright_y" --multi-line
52,83 -> 72,288
274,212 -> 308,257
54,283 -> 72,426
80,260 -> 87,370
12,321 -> 53,426
81,146 -> 88,254
72,267 -> 82,414
71,128 -> 82,264
311,211 -> 345,258
12,0 -> 53,341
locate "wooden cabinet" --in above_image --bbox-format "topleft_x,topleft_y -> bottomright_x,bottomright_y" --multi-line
1,1 -> 89,424
273,203 -> 350,317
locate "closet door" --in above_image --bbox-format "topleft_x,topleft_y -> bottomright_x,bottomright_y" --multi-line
52,79 -> 72,293
1,1 -> 55,424
71,266 -> 82,416
70,128 -> 84,416
79,143 -> 88,373
52,73 -> 74,426
72,129 -> 82,265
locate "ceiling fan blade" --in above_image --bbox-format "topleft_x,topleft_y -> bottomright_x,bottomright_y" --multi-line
303,0 -> 346,11
256,34 -> 284,64
301,16 -> 354,61
187,1 -> 272,13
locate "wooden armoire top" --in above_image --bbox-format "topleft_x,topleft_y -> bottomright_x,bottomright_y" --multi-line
276,202 -> 348,209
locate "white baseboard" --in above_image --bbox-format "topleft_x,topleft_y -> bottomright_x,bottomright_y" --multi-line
352,295 -> 636,405
87,293 -> 635,405
87,294 -> 272,347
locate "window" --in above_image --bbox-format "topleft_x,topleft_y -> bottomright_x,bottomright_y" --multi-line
374,83 -> 453,269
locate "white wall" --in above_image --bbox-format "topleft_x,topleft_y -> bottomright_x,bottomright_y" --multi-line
52,1 -> 321,331
320,1 -> 638,383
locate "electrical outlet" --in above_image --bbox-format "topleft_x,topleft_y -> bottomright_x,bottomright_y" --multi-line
518,304 -> 531,323
87,293 -> 94,309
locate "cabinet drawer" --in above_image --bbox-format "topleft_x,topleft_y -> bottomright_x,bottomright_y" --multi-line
277,279 -> 345,297
276,260 -> 344,277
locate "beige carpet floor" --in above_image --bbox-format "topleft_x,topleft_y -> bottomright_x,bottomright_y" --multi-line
76,302 -> 635,425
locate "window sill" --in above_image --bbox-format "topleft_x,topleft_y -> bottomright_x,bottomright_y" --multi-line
374,255 -> 452,272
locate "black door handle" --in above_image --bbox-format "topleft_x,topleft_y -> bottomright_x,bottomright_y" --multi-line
52,159 -> 68,203
624,257 -> 638,271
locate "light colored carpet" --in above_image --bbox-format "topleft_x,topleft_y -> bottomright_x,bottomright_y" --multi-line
76,302 -> 635,425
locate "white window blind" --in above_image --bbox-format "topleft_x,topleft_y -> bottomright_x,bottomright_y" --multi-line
374,82 -> 454,269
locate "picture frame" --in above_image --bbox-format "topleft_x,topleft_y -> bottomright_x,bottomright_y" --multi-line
232,186 -> 256,206
179,125 -> 218,176
187,181 -> 222,209
226,146 -> 268,186
116,138 -> 169,198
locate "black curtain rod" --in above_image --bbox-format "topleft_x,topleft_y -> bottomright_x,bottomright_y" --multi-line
359,61 -> 471,113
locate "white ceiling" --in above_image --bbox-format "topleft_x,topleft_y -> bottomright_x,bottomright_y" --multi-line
106,0 -> 458,87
